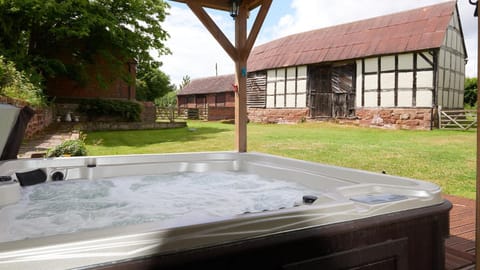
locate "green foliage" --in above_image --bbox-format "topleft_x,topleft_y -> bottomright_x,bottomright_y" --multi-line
77,99 -> 142,122
0,0 -> 170,90
155,91 -> 177,107
179,75 -> 191,90
0,55 -> 47,106
464,77 -> 477,108
136,63 -> 175,101
46,139 -> 87,157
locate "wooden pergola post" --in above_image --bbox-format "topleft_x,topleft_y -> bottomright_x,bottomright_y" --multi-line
173,0 -> 272,152
475,1 -> 480,268
234,4 -> 248,152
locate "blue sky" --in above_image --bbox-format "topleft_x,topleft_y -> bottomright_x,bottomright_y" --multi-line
161,0 -> 477,86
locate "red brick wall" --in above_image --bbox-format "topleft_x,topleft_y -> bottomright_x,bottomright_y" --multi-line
225,92 -> 235,107
0,96 -> 54,138
46,52 -> 135,100
141,102 -> 156,123
25,107 -> 55,138
208,106 -> 235,121
354,108 -> 434,130
248,108 -> 309,123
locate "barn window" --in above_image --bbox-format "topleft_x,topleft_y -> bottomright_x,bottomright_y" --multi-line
266,66 -> 307,108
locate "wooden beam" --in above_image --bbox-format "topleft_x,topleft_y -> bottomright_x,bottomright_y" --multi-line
185,1 -> 238,61
172,0 -> 264,12
475,2 -> 480,269
243,0 -> 272,59
175,0 -> 272,153
235,3 -> 248,152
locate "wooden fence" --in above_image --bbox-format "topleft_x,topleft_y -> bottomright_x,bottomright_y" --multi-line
156,106 -> 187,122
155,107 -> 210,121
438,108 -> 477,131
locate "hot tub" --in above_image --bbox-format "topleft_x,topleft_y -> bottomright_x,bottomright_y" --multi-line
0,152 -> 450,270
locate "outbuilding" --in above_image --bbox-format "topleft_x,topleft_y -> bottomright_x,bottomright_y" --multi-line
177,74 -> 236,120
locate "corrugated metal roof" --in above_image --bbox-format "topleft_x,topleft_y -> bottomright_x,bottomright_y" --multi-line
178,74 -> 235,95
248,1 -> 457,72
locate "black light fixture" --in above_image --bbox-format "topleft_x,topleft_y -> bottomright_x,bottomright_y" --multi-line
230,0 -> 241,19
470,0 -> 478,17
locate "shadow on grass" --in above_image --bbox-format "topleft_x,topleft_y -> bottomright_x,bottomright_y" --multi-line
84,126 -> 232,148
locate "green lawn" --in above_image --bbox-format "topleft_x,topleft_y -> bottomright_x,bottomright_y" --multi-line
84,121 -> 476,199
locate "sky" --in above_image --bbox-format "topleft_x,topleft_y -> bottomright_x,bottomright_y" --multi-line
161,0 -> 478,86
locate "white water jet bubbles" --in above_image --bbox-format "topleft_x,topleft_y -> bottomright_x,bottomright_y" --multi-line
0,172 -> 315,243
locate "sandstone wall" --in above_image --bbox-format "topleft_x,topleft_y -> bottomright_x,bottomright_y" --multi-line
354,108 -> 434,130
248,108 -> 309,124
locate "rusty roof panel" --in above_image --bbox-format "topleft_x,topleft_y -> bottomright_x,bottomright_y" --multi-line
248,1 -> 457,72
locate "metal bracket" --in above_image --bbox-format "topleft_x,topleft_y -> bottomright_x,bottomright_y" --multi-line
470,0 -> 478,17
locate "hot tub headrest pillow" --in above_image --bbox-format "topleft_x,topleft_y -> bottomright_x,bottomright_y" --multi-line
15,169 -> 47,186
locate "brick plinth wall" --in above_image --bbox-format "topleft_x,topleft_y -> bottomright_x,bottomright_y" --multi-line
141,102 -> 156,123
1,96 -> 55,138
354,108 -> 434,130
248,108 -> 309,124
25,107 -> 55,138
208,106 -> 235,121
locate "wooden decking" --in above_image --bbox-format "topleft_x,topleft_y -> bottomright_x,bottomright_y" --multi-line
444,194 -> 476,270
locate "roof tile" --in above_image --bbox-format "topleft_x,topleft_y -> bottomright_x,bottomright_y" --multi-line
178,74 -> 235,95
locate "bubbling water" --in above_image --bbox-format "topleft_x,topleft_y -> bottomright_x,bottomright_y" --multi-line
0,171 -> 313,243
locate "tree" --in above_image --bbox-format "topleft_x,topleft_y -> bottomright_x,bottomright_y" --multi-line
179,75 -> 191,90
136,63 -> 175,101
155,91 -> 177,107
0,0 -> 170,89
0,55 -> 46,107
464,77 -> 477,108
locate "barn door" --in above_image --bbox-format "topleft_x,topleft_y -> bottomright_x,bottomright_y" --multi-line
308,66 -> 332,118
332,64 -> 355,118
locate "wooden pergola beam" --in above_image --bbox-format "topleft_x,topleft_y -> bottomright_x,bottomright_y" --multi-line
243,0 -> 272,59
173,0 -> 272,152
185,1 -> 238,61
172,0 -> 264,12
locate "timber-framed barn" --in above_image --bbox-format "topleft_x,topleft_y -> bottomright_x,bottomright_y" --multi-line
178,1 -> 466,129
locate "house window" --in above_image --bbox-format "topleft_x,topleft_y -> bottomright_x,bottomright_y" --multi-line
266,66 -> 307,108
216,93 -> 226,107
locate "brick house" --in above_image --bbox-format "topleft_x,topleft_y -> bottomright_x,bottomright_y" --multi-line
177,74 -> 236,120
46,48 -> 136,101
181,1 -> 466,130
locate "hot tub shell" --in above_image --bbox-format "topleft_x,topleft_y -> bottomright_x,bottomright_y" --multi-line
0,152 -> 450,270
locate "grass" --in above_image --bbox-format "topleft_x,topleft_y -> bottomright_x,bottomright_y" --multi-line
84,121 -> 476,199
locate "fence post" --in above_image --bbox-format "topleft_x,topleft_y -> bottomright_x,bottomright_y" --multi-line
438,106 -> 442,129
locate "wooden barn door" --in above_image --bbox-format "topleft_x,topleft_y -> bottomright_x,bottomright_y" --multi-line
308,66 -> 332,118
332,64 -> 355,118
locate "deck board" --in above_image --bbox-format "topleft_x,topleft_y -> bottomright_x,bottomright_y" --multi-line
444,195 -> 476,270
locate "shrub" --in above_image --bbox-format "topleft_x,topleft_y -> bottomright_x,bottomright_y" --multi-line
0,55 -> 47,107
46,140 -> 88,157
77,99 -> 142,122
464,77 -> 477,108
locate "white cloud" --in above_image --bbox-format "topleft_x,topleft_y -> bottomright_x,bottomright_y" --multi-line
265,0 -> 477,77
161,1 -> 478,85
161,5 -> 236,86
